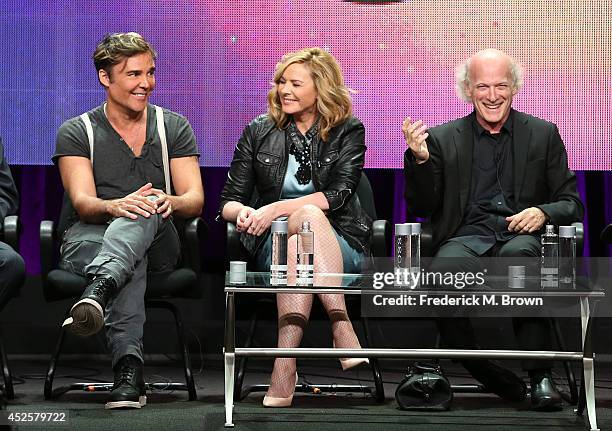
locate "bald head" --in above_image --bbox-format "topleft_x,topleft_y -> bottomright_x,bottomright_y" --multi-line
471,48 -> 512,63
470,49 -> 512,79
455,49 -> 523,102
456,49 -> 524,133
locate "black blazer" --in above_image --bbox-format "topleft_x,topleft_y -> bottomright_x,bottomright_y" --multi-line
219,114 -> 372,256
404,110 -> 584,252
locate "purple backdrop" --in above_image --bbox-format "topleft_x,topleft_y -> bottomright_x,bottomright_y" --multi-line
1,1 -> 611,169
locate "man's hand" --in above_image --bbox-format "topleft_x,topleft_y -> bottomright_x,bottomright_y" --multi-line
105,183 -> 158,220
506,207 -> 548,233
150,188 -> 174,219
402,117 -> 430,163
245,202 -> 280,236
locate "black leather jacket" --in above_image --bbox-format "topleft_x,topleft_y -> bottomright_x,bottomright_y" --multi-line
219,114 -> 372,257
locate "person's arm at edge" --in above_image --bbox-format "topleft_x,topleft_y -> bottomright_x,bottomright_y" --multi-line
0,139 -> 19,221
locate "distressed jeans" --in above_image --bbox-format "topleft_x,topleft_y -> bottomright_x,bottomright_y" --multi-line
59,213 -> 180,367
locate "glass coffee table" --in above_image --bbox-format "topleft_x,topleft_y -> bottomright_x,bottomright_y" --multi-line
223,272 -> 604,430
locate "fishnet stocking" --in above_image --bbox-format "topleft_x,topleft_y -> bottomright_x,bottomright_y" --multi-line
266,206 -> 362,399
266,307 -> 310,398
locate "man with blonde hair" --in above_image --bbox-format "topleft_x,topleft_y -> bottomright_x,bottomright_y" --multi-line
54,33 -> 203,409
403,49 -> 583,411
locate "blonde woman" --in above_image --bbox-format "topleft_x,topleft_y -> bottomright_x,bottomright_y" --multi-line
220,48 -> 371,407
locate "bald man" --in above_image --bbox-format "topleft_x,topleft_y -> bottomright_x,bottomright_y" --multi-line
403,49 -> 583,411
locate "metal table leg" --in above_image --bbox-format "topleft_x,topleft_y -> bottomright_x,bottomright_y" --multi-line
224,292 -> 236,428
578,297 -> 599,431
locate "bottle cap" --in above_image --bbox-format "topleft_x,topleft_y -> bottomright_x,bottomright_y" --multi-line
229,261 -> 247,284
301,220 -> 311,231
395,223 -> 411,236
545,225 -> 555,235
407,222 -> 421,235
271,219 -> 288,233
559,225 -> 576,238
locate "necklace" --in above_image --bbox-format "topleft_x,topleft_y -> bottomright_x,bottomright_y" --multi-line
103,103 -> 146,153
287,120 -> 318,185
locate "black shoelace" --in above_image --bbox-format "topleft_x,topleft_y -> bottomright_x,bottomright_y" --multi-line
114,364 -> 137,389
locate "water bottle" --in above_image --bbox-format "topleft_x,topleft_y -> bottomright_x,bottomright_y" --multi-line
540,225 -> 558,289
270,220 -> 288,285
296,221 -> 314,285
407,223 -> 421,282
558,225 -> 576,289
394,223 -> 411,286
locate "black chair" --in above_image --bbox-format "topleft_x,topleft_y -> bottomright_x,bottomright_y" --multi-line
227,172 -> 390,403
39,196 -> 206,400
0,215 -> 20,400
601,224 -> 612,244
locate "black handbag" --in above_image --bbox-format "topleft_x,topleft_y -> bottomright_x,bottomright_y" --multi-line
395,362 -> 453,410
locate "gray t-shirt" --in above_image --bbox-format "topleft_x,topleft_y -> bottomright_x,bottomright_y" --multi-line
53,104 -> 199,200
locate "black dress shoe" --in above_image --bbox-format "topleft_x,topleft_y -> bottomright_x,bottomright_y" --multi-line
62,276 -> 117,337
463,359 -> 527,402
105,355 -> 146,409
530,375 -> 562,411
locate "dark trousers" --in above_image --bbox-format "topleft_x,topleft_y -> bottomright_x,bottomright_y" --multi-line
431,234 -> 552,371
0,241 -> 25,312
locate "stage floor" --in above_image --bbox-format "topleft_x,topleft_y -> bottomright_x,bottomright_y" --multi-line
3,357 -> 612,430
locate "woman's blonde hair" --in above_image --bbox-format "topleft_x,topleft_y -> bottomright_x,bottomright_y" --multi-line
267,47 -> 352,141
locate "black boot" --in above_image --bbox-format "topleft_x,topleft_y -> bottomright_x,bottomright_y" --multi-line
463,359 -> 527,402
62,276 -> 117,337
105,355 -> 146,409
530,371 -> 562,411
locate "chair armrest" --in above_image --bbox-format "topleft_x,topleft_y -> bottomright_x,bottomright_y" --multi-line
371,219 -> 390,258
601,224 -> 612,245
40,220 -> 57,282
182,217 -> 206,276
3,215 -> 19,251
420,222 -> 434,258
571,222 -> 584,257
226,222 -> 243,262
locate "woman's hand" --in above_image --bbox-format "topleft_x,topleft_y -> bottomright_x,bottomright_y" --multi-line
236,205 -> 255,232
246,202 -> 281,236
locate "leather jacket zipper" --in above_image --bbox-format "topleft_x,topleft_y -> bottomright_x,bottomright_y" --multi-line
275,136 -> 290,202
310,134 -> 318,189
